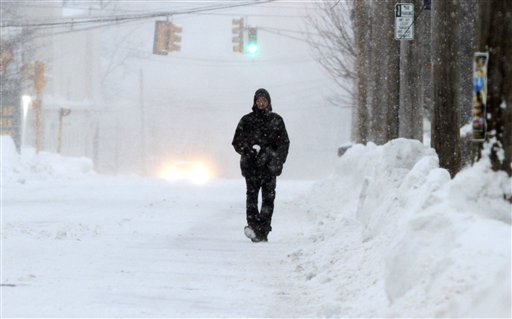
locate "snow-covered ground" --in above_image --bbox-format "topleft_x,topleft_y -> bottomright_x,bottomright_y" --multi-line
2,137 -> 511,317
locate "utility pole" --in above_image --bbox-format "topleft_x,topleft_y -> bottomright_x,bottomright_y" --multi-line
139,68 -> 147,176
385,0 -> 400,141
399,0 -> 424,142
57,107 -> 71,153
431,0 -> 462,177
33,61 -> 45,154
353,0 -> 369,144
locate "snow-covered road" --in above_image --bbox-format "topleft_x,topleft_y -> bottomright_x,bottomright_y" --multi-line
2,177 -> 314,317
2,138 -> 510,317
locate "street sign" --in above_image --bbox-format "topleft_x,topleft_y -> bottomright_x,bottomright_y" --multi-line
395,3 -> 414,40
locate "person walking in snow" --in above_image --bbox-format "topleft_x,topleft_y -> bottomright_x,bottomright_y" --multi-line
232,88 -> 290,242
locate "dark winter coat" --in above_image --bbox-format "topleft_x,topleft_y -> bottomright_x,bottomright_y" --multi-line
232,89 -> 290,177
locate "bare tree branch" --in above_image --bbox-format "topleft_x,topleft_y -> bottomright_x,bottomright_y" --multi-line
305,1 -> 356,108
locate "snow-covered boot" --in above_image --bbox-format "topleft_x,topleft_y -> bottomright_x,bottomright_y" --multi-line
244,226 -> 261,242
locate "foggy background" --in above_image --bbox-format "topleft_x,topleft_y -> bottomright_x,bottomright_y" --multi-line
16,1 -> 352,179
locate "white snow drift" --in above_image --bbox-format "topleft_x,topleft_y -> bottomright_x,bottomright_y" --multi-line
287,139 -> 511,317
2,136 -> 510,317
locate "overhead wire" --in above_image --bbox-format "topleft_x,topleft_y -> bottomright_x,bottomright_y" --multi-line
1,0 -> 279,28
6,1 -> 349,109
19,3 -> 307,18
3,1 -> 321,51
258,27 -> 329,48
114,73 -> 346,113
125,49 -> 316,66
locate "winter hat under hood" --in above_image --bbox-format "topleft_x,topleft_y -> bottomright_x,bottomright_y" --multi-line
252,88 -> 272,112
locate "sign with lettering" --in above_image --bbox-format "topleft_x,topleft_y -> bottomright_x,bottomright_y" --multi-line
395,3 -> 415,40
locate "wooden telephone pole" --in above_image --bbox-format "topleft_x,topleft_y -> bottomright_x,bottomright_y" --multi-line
431,0 -> 462,177
33,60 -> 45,154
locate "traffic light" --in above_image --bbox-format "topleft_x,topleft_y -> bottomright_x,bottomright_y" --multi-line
169,22 -> 182,52
153,21 -> 169,55
153,21 -> 182,55
232,18 -> 244,53
247,27 -> 258,55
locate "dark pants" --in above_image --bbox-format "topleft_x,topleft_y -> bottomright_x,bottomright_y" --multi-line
245,173 -> 276,237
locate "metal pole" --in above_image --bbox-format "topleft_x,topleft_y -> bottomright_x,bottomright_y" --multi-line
34,61 -> 45,154
139,68 -> 147,176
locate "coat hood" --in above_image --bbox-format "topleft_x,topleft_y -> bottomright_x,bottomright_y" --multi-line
252,88 -> 272,112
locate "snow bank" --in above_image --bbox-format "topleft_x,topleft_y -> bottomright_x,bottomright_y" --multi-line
386,153 -> 511,317
288,138 -> 511,317
1,136 -> 95,183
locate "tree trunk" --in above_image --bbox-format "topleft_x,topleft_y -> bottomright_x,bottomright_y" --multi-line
478,0 -> 512,176
369,1 -> 387,144
431,0 -> 462,177
354,0 -> 370,144
368,0 -> 399,145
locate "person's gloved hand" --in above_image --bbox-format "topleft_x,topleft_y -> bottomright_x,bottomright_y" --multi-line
256,146 -> 269,167
243,145 -> 257,158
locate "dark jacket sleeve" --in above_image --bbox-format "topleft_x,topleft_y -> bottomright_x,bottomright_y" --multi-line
276,117 -> 290,164
232,118 -> 253,155
232,119 -> 245,155
232,117 -> 256,177
268,116 -> 290,176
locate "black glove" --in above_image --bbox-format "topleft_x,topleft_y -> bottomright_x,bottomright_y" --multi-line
243,146 -> 257,158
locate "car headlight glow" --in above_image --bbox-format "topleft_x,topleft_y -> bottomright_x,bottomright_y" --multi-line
158,161 -> 211,185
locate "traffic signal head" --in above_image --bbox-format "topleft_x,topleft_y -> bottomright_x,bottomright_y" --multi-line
247,27 -> 258,55
232,18 -> 244,53
153,21 -> 182,54
169,23 -> 182,52
153,21 -> 169,55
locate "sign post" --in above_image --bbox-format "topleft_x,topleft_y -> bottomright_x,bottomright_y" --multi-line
395,3 -> 415,40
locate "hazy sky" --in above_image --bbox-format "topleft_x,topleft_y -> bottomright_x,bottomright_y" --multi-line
69,1 -> 352,178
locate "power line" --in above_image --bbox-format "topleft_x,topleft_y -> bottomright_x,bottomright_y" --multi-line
115,44 -> 316,66
19,3 -> 308,18
192,12 -> 306,18
259,27 -> 329,48
1,0 -> 278,28
259,25 -> 319,36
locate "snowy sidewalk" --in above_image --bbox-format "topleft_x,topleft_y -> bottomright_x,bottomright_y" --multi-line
2,177 -> 313,317
3,138 -> 510,317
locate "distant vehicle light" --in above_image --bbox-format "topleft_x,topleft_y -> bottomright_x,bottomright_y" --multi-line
158,161 -> 211,185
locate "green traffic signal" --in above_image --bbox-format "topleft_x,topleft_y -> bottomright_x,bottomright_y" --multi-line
247,27 -> 258,55
247,42 -> 258,54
